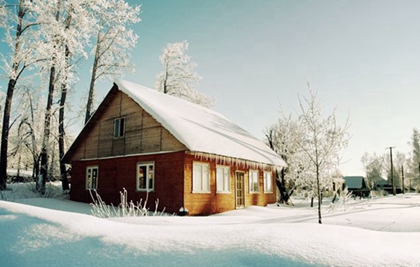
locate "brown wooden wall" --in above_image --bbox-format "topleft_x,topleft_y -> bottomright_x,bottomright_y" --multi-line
183,154 -> 277,215
69,90 -> 187,161
70,151 -> 186,214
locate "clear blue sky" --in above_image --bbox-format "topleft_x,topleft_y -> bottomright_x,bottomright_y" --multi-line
2,0 -> 420,175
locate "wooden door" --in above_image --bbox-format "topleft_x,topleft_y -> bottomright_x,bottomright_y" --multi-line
235,172 -> 245,208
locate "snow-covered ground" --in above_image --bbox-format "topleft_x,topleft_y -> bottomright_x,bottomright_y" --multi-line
1,184 -> 419,267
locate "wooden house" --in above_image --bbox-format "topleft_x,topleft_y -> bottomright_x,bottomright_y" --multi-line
343,176 -> 371,198
63,80 -> 287,215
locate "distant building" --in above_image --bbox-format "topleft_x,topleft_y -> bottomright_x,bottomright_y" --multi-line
343,176 -> 370,198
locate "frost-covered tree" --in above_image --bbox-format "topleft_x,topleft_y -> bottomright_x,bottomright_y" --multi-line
0,0 -> 42,190
155,41 -> 214,108
296,84 -> 350,224
84,0 -> 140,124
407,128 -> 420,189
10,87 -> 44,181
383,150 -> 404,189
265,109 -> 307,204
361,152 -> 385,188
32,0 -> 96,192
394,151 -> 407,191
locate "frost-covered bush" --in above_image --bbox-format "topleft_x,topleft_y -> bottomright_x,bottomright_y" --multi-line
0,182 -> 64,201
371,190 -> 387,197
328,188 -> 353,212
89,188 -> 171,218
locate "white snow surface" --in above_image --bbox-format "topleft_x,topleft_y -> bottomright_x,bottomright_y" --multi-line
1,188 -> 420,267
115,79 -> 287,168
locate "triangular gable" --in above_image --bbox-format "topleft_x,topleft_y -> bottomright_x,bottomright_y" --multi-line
62,85 -> 120,163
115,80 -> 286,168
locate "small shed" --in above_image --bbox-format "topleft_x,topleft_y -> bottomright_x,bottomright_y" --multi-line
63,80 -> 287,215
343,176 -> 371,198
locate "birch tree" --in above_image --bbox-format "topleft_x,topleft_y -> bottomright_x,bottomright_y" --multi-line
155,41 -> 214,108
0,0 -> 42,190
33,0 -> 94,192
84,0 -> 140,124
15,87 -> 43,182
296,84 -> 350,224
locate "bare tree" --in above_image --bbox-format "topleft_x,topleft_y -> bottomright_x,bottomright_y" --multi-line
84,0 -> 140,124
296,83 -> 350,224
155,41 -> 214,108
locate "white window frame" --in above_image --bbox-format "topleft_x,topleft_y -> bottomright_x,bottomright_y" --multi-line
192,162 -> 210,193
86,166 -> 99,190
264,171 -> 273,193
137,162 -> 155,191
249,169 -> 260,193
114,117 -> 125,138
216,165 -> 231,193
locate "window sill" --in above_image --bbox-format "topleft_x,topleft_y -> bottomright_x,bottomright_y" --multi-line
191,191 -> 211,194
249,191 -> 260,194
216,191 -> 232,194
136,189 -> 155,192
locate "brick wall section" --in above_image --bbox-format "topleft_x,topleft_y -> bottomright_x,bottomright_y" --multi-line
183,153 -> 277,215
70,151 -> 185,214
71,151 -> 277,216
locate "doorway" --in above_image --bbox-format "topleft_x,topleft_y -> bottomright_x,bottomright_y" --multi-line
235,172 -> 245,208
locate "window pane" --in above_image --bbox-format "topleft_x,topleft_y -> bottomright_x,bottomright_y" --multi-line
264,171 -> 272,192
202,165 -> 209,191
148,165 -> 154,189
86,167 -> 98,190
216,166 -> 230,192
114,119 -> 120,137
193,163 -> 210,192
193,164 -> 201,192
120,118 -> 125,137
249,170 -> 259,193
138,165 -> 146,189
216,167 -> 223,191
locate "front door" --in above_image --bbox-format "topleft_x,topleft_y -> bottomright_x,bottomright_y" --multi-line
235,172 -> 245,208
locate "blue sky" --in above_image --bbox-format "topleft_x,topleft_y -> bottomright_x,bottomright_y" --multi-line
2,0 -> 420,175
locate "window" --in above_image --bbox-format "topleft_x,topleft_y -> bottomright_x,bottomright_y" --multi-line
137,163 -> 154,191
86,166 -> 98,190
216,166 -> 230,193
114,117 -> 125,138
264,171 -> 273,193
192,162 -> 210,193
249,170 -> 260,193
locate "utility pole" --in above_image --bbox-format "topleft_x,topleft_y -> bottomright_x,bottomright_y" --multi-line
401,165 -> 405,194
386,147 -> 396,196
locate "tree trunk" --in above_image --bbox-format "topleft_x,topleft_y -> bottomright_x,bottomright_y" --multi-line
0,2 -> 26,190
0,79 -> 17,189
38,66 -> 56,193
316,164 -> 322,224
85,32 -> 101,124
59,45 -> 70,191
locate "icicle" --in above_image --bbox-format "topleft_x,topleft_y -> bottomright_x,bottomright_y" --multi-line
189,151 -> 281,172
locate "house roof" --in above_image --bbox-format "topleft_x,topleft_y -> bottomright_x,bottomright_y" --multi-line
114,79 -> 286,167
343,176 -> 366,189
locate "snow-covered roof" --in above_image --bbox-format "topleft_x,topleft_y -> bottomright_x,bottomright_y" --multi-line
115,79 -> 286,168
343,176 -> 366,189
